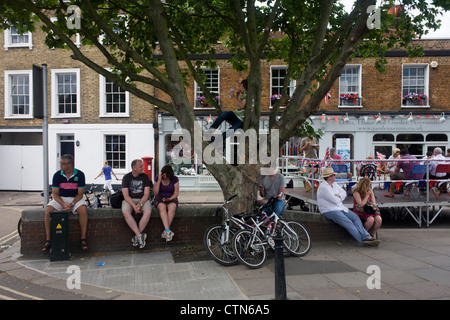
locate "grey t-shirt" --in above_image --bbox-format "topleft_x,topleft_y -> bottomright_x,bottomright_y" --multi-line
261,173 -> 286,200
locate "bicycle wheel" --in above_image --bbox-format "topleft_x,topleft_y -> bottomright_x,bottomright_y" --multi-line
280,221 -> 311,257
204,224 -> 238,266
17,218 -> 23,238
232,229 -> 266,269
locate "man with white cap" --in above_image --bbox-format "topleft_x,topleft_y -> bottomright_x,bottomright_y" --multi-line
317,167 -> 380,247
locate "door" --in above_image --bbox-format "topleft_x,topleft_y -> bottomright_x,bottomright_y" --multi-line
59,135 -> 75,160
0,146 -> 43,190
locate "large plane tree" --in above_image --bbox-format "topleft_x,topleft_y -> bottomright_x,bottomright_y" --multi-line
1,0 -> 446,212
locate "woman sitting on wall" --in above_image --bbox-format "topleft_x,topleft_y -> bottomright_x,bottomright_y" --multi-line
352,177 -> 382,239
153,165 -> 179,242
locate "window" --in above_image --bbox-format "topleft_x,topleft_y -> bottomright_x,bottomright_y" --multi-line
51,69 -> 81,118
402,64 -> 429,107
99,74 -> 129,117
4,26 -> 33,50
270,66 -> 295,108
105,134 -> 126,169
373,133 -> 447,159
194,68 -> 219,109
339,65 -> 362,107
4,70 -> 33,119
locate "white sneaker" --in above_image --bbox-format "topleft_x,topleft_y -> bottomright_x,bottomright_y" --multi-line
138,233 -> 147,249
165,230 -> 174,242
131,235 -> 138,247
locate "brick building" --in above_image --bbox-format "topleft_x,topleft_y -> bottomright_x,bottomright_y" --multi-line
1,21 -> 449,191
1,25 -> 156,191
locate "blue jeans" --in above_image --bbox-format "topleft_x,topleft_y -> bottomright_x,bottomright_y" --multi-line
265,199 -> 285,218
322,210 -> 371,243
210,111 -> 243,140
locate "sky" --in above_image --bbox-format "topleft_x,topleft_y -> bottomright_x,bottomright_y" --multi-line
341,0 -> 450,39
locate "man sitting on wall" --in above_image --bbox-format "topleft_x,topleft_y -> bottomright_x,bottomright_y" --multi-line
42,154 -> 89,253
121,159 -> 152,249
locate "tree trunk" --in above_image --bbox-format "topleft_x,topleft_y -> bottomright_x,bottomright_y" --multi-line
208,163 -> 262,215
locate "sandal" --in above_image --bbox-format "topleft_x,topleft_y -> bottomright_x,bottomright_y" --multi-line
41,240 -> 50,254
80,239 -> 89,253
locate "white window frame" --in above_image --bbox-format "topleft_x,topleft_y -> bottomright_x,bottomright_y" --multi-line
51,68 -> 81,118
401,63 -> 430,108
104,133 -> 127,170
3,27 -> 33,51
338,64 -> 362,108
269,66 -> 295,109
50,17 -> 81,48
99,73 -> 130,117
194,68 -> 220,110
4,70 -> 33,119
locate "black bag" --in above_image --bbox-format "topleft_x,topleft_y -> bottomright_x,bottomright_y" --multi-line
110,190 -> 124,208
363,201 -> 380,215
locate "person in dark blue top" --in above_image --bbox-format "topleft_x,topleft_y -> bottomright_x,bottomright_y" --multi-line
42,154 -> 89,253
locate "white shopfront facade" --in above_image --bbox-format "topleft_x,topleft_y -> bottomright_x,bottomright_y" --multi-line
157,112 -> 449,191
312,114 -> 449,165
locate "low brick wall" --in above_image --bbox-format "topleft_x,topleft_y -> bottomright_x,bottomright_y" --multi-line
20,206 -> 352,257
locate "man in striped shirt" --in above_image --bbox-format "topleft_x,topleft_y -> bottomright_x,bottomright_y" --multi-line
42,154 -> 88,253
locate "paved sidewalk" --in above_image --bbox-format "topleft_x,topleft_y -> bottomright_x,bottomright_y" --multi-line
1,191 -> 450,300
1,227 -> 449,300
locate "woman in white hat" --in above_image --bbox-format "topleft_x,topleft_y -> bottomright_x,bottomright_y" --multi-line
317,167 -> 380,247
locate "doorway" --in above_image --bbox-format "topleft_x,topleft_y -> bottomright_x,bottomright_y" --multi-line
58,134 -> 75,160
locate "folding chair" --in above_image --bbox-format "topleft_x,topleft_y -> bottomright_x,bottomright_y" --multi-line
430,164 -> 450,199
403,164 -> 427,200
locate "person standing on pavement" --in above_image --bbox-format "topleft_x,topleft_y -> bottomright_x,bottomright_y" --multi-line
121,159 -> 152,249
153,165 -> 179,242
300,135 -> 320,178
94,160 -> 120,194
317,167 -> 380,247
42,154 -> 89,253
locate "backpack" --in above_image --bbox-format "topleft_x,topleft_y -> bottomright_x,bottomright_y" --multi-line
109,190 -> 124,208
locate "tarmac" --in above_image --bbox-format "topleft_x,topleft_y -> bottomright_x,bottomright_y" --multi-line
1,190 -> 450,301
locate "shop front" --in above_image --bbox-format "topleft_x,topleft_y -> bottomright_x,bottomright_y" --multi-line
311,113 -> 449,165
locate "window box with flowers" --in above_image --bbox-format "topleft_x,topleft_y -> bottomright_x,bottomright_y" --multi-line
195,96 -> 219,109
270,94 -> 290,108
402,93 -> 427,106
339,93 -> 362,106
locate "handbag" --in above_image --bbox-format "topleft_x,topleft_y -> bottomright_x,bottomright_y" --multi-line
109,190 -> 124,208
363,201 -> 380,215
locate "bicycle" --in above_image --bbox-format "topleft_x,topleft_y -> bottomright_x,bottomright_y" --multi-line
203,195 -> 263,266
232,196 -> 311,269
84,184 -> 111,208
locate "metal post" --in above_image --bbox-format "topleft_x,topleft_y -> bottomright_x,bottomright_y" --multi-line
274,228 -> 287,300
42,64 -> 49,206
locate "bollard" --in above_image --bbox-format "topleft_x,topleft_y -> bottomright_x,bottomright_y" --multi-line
274,229 -> 287,300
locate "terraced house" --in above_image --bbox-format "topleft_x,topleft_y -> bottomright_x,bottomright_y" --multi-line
1,20 -> 449,191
